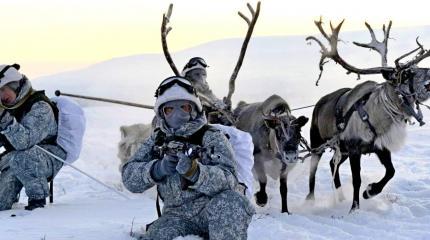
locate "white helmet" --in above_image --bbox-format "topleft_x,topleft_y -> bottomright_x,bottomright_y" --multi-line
0,64 -> 23,89
154,76 -> 203,115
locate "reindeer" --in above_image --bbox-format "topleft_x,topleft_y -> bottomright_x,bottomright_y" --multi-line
234,95 -> 308,213
118,2 -> 309,213
306,18 -> 430,213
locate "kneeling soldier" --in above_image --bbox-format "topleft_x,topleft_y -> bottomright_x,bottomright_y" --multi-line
122,76 -> 255,239
0,64 -> 65,211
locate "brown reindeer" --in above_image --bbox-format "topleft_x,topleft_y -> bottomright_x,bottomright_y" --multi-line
306,18 -> 430,213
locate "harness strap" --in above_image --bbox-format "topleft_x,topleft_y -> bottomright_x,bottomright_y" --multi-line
336,91 -> 378,138
354,95 -> 378,137
400,94 -> 425,126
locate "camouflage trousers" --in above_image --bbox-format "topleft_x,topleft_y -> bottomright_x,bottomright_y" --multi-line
0,145 -> 65,211
140,190 -> 255,240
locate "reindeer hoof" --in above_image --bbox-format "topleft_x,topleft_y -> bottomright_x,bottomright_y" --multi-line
282,209 -> 291,215
363,183 -> 378,199
305,193 -> 315,201
349,201 -> 360,213
255,191 -> 268,207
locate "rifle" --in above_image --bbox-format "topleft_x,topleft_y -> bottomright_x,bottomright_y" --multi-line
154,140 -> 205,190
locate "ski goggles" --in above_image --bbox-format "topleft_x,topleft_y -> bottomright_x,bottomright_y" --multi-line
155,77 -> 198,98
183,57 -> 208,70
162,102 -> 193,116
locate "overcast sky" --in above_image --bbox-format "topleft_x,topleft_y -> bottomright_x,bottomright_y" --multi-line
1,0 -> 429,77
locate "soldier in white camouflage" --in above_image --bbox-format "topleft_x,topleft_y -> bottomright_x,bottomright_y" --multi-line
122,76 -> 254,240
0,64 -> 65,211
182,57 -> 228,109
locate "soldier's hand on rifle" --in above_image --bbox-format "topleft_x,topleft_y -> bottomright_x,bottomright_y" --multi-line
165,141 -> 185,156
176,152 -> 199,182
150,154 -> 179,181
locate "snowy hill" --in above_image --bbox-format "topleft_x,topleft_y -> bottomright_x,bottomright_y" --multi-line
33,25 -> 430,107
1,26 -> 430,239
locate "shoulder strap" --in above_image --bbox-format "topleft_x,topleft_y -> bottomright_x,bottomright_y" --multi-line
7,91 -> 58,123
156,190 -> 162,217
187,125 -> 213,145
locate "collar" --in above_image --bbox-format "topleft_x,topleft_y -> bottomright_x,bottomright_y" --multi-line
158,114 -> 208,138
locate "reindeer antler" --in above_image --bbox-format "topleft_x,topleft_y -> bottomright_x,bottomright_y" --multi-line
161,4 -> 180,76
394,38 -> 423,69
225,1 -> 261,106
353,21 -> 392,67
306,18 -> 391,85
401,37 -> 430,69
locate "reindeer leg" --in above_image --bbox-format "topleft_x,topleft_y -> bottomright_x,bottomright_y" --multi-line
306,153 -> 322,200
280,173 -> 290,214
255,181 -> 268,207
254,158 -> 268,206
349,152 -> 362,213
330,154 -> 348,201
363,148 -> 395,199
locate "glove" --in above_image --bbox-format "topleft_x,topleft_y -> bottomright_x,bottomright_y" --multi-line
150,154 -> 178,181
176,152 -> 199,183
0,111 -> 13,130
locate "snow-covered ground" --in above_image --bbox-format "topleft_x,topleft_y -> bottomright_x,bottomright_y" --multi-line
2,26 -> 430,239
1,105 -> 429,240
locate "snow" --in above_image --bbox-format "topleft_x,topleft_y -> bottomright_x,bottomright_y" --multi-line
2,27 -> 430,239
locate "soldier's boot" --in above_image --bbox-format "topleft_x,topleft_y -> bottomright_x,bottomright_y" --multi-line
25,198 -> 46,211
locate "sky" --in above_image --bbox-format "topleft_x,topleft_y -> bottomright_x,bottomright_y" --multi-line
1,0 -> 430,78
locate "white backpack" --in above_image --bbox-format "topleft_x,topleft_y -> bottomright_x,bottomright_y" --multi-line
210,124 -> 254,199
51,97 -> 86,163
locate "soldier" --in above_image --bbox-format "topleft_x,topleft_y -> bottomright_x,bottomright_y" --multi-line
122,76 -> 254,239
0,64 -> 64,211
182,57 -> 233,124
182,57 -> 229,109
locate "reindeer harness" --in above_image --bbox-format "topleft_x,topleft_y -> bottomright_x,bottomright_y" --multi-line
335,90 -> 378,138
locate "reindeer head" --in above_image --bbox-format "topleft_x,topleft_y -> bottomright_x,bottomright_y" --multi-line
383,51 -> 430,103
307,19 -> 430,123
262,95 -> 309,164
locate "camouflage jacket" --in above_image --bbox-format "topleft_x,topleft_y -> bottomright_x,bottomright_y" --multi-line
122,116 -> 239,217
0,80 -> 58,152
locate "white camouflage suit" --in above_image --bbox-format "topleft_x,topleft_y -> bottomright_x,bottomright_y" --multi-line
0,79 -> 65,210
122,115 -> 255,240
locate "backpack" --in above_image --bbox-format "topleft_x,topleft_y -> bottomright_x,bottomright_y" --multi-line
210,124 -> 254,198
50,96 -> 86,163
153,124 -> 254,198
